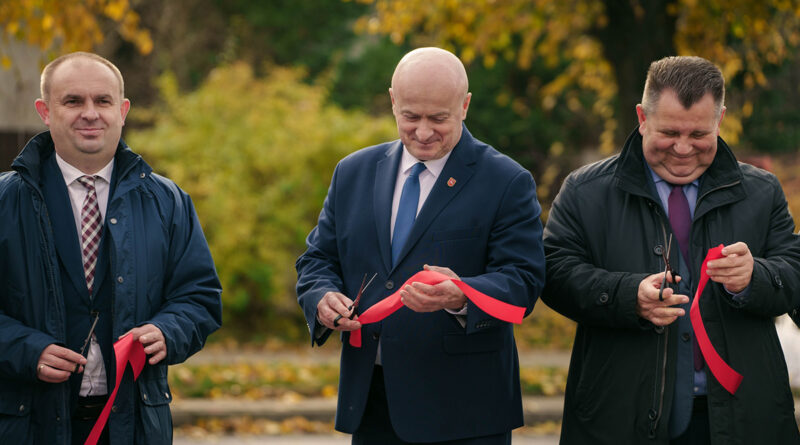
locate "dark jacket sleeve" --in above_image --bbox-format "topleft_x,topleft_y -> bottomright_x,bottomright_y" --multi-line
460,170 -> 545,333
296,164 -> 343,346
724,174 -> 800,318
541,174 -> 647,329
148,185 -> 223,365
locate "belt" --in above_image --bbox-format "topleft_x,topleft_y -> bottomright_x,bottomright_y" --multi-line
75,395 -> 109,421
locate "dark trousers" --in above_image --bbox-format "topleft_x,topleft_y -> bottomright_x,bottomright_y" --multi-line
71,395 -> 110,445
352,366 -> 511,445
670,396 -> 710,445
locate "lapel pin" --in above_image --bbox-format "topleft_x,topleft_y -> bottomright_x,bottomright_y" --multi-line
447,177 -> 456,187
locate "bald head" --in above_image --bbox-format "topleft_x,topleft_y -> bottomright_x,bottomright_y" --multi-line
391,47 -> 469,101
389,47 -> 472,161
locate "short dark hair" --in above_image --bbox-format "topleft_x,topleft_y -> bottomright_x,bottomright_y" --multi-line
641,56 -> 724,118
40,52 -> 125,102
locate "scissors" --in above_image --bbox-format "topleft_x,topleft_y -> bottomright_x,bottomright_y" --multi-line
333,272 -> 377,327
658,234 -> 680,301
74,311 -> 100,373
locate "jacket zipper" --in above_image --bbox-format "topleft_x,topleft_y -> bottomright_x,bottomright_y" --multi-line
647,200 -> 670,438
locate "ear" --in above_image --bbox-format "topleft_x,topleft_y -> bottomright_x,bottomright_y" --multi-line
461,92 -> 472,120
716,106 -> 726,134
635,104 -> 647,136
34,99 -> 51,126
120,99 -> 131,126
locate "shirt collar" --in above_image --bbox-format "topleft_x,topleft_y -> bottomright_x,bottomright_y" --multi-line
55,153 -> 114,186
400,146 -> 452,179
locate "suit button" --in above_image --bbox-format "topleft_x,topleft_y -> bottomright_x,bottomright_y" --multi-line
117,276 -> 124,283
681,332 -> 690,342
143,393 -> 148,401
597,293 -> 609,304
648,409 -> 657,420
109,217 -> 117,224
653,245 -> 664,256
372,333 -> 379,340
385,280 -> 394,290
111,405 -> 117,413
654,326 -> 665,334
18,405 -> 24,412
774,275 -> 783,288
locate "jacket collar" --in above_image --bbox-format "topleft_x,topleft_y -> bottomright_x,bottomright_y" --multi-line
614,127 -> 745,214
12,131 -> 152,197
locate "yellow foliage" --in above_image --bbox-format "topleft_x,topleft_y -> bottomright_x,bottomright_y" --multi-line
0,0 -> 152,66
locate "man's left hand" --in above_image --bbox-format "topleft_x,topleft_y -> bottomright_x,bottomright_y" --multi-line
706,242 -> 754,294
122,324 -> 167,365
400,264 -> 467,312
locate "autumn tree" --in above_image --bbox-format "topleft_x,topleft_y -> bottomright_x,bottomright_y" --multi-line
356,0 -> 800,152
0,0 -> 152,67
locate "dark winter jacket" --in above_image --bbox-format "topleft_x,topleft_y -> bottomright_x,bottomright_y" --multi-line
0,132 -> 223,444
542,128 -> 800,444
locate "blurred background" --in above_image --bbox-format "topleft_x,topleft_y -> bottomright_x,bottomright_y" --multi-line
3,1 -> 800,442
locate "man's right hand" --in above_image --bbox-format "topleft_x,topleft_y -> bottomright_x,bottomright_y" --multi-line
316,291 -> 362,331
636,271 -> 690,326
37,344 -> 86,383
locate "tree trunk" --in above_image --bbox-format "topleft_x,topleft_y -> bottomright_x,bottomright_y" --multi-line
595,0 -> 678,146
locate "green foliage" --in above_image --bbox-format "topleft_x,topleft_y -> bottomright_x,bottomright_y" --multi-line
126,63 -> 397,340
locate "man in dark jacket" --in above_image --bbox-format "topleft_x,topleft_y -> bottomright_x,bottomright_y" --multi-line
543,55 -> 800,444
0,52 -> 222,444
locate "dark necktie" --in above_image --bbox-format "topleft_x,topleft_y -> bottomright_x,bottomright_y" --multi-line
77,175 -> 102,295
668,184 -> 703,371
392,162 -> 426,266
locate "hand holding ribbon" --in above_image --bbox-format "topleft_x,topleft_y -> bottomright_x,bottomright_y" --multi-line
349,270 -> 526,347
691,245 -> 744,395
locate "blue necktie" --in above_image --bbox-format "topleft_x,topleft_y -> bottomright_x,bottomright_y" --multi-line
669,184 -> 703,371
392,162 -> 426,266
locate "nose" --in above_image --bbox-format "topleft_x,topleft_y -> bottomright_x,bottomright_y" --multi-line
673,138 -> 692,155
81,102 -> 99,120
415,120 -> 434,141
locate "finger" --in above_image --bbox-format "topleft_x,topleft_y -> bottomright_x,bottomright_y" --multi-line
143,341 -> 163,355
423,264 -> 458,279
411,281 -> 438,294
335,318 -> 362,331
149,350 -> 167,365
50,345 -> 87,364
721,242 -> 749,256
39,364 -> 72,383
662,292 -> 690,306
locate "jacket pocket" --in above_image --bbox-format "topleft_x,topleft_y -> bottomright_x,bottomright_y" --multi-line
0,383 -> 33,441
442,329 -> 503,355
135,378 -> 172,445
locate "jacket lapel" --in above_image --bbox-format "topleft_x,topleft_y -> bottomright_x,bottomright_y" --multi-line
40,154 -> 91,303
374,141 -> 403,273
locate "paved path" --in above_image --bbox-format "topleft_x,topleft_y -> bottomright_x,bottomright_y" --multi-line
174,433 -> 559,444
184,347 -> 572,368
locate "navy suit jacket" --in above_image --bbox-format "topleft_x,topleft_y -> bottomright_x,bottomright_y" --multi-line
296,125 -> 545,442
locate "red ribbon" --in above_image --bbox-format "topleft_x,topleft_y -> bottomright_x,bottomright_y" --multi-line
690,245 -> 743,395
84,333 -> 147,445
349,270 -> 526,347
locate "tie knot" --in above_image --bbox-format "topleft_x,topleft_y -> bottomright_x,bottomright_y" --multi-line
409,162 -> 426,178
77,175 -> 96,191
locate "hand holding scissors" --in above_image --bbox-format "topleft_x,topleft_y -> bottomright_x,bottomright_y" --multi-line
333,273 -> 377,327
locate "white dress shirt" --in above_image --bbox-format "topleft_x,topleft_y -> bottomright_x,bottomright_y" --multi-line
55,153 -> 113,397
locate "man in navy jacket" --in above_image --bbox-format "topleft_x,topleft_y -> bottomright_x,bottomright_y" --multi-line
0,52 -> 222,444
296,47 -> 545,444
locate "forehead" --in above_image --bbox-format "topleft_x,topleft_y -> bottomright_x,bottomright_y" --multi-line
650,91 -> 717,129
50,59 -> 120,98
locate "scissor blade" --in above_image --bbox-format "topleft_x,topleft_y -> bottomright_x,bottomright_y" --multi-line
353,272 -> 378,308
